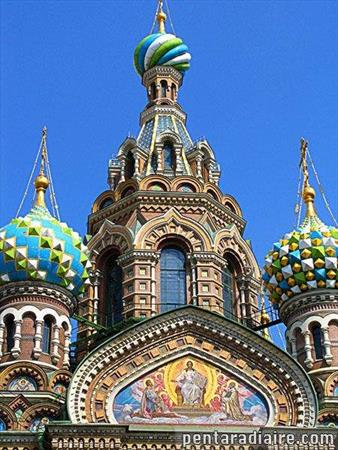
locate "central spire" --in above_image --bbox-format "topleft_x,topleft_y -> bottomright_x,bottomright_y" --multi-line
34,127 -> 50,208
157,0 -> 167,33
300,138 -> 317,218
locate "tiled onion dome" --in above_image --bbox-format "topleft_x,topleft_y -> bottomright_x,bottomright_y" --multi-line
262,186 -> 338,305
0,205 -> 90,296
134,7 -> 191,76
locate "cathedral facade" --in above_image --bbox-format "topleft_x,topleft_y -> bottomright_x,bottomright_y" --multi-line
0,2 -> 337,449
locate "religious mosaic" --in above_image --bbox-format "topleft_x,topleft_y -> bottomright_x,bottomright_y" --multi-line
113,357 -> 268,425
8,375 -> 37,391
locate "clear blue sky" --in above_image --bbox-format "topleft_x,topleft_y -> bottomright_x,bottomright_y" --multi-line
1,1 -> 337,344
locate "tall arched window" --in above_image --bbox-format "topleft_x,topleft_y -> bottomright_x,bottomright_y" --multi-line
160,247 -> 186,312
150,82 -> 157,100
125,151 -> 135,179
312,325 -> 323,360
42,318 -> 53,353
151,152 -> 158,173
222,267 -> 234,318
163,141 -> 174,170
5,316 -> 15,353
160,80 -> 167,97
104,255 -> 123,326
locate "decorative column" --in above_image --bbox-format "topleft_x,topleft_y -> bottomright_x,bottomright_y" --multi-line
155,144 -> 163,174
63,329 -> 71,369
92,269 -> 102,324
303,330 -> 314,369
119,155 -> 126,182
134,154 -> 140,178
174,145 -> 184,175
289,336 -> 298,359
11,319 -> 22,359
150,254 -> 160,315
195,152 -> 203,181
0,323 -> 5,357
189,255 -> 198,306
237,276 -> 247,321
33,319 -> 43,359
207,160 -> 214,183
322,327 -> 333,365
51,324 -> 60,365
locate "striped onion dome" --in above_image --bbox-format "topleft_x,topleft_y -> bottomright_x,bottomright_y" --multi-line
262,186 -> 338,305
134,6 -> 191,77
134,32 -> 191,76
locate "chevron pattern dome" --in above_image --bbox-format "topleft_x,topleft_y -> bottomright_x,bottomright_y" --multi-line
134,32 -> 191,76
262,215 -> 338,305
0,205 -> 90,295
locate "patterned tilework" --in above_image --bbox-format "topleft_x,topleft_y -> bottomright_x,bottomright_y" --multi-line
157,115 -> 175,134
262,215 -> 338,304
0,206 -> 90,295
138,119 -> 154,149
175,118 -> 193,150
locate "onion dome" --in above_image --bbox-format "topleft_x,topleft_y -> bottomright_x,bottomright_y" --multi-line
134,2 -> 191,76
262,184 -> 338,305
0,130 -> 90,296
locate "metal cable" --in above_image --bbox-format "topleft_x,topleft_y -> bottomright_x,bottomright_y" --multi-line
295,164 -> 304,228
150,0 -> 160,33
45,149 -> 60,220
307,148 -> 338,226
165,0 -> 176,35
16,138 -> 42,217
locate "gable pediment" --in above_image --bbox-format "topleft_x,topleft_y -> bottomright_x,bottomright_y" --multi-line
68,306 -> 317,428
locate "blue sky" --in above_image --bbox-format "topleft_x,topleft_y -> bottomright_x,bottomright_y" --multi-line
1,1 -> 337,345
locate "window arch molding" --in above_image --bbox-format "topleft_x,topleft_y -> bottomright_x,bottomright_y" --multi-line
141,175 -> 171,192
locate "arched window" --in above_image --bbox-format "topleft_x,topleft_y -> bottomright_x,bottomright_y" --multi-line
151,82 -> 157,100
99,198 -> 113,210
151,152 -> 158,173
222,266 -> 234,318
160,247 -> 186,312
125,151 -> 135,179
171,83 -> 177,101
5,316 -> 15,353
312,325 -> 323,360
0,418 -> 6,431
104,254 -> 123,326
42,318 -> 53,353
163,141 -> 174,170
160,80 -> 167,97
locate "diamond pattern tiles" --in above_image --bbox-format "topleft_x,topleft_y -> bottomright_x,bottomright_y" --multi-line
262,217 -> 338,305
0,206 -> 90,295
138,119 -> 154,150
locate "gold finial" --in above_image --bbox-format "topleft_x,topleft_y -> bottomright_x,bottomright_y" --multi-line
260,303 -> 271,340
299,138 -> 316,217
157,0 -> 167,33
34,126 -> 49,208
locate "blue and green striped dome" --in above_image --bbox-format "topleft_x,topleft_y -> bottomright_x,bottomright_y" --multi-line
0,205 -> 91,296
134,32 -> 191,76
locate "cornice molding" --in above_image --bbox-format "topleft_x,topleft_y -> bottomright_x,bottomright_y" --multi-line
0,281 -> 77,313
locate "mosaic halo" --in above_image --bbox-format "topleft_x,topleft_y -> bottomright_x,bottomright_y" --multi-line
134,32 -> 191,76
0,205 -> 91,295
262,217 -> 338,305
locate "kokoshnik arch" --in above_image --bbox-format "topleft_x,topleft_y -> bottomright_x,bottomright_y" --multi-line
0,1 -> 337,449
